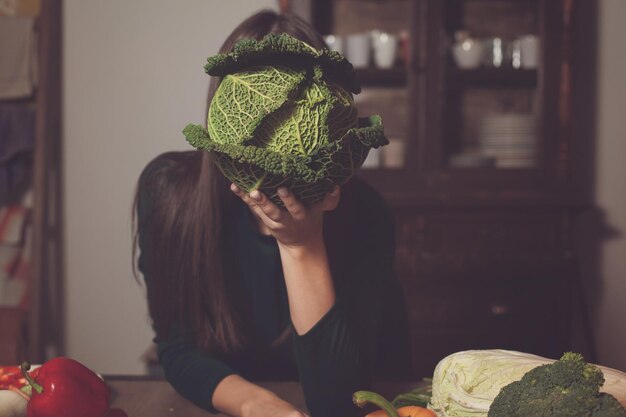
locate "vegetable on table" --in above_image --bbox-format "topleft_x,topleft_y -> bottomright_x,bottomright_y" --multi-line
428,349 -> 626,417
21,358 -> 111,417
184,33 -> 388,206
0,389 -> 29,417
353,390 -> 437,417
366,406 -> 436,417
488,352 -> 626,417
0,366 -> 39,391
391,378 -> 432,408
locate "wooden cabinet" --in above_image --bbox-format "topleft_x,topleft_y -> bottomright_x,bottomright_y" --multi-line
394,208 -> 574,374
298,0 -> 588,375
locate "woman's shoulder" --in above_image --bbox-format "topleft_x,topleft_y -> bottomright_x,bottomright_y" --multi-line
324,176 -> 396,281
341,175 -> 391,220
325,175 -> 394,246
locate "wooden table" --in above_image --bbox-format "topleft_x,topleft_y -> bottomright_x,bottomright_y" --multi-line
105,376 -> 422,417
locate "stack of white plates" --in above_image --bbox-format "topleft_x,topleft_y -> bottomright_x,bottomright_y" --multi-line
478,114 -> 537,168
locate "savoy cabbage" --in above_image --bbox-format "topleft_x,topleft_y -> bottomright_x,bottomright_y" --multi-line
183,33 -> 388,205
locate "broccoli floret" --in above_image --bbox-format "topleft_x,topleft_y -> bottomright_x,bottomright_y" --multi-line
488,352 -> 626,417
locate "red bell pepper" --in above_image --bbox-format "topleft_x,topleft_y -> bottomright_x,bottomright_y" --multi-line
21,358 -> 111,417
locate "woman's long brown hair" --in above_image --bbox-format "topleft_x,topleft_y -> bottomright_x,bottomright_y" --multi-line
132,11 -> 327,354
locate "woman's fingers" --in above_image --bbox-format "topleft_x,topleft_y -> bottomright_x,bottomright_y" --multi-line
231,184 -> 283,224
249,190 -> 284,222
230,184 -> 272,223
232,183 -> 339,228
277,187 -> 306,220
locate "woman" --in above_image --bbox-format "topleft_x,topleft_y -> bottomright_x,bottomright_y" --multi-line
133,10 -> 410,417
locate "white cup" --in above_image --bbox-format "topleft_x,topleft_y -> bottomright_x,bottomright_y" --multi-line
346,33 -> 371,68
452,38 -> 484,69
382,138 -> 405,168
519,35 -> 539,69
371,31 -> 398,69
511,39 -> 522,69
324,34 -> 344,55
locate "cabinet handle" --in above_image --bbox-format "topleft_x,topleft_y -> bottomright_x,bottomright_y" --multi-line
490,304 -> 511,316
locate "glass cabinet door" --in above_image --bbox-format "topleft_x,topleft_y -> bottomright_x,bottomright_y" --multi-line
306,0 -> 573,202
316,0 -> 412,172
441,0 -> 541,171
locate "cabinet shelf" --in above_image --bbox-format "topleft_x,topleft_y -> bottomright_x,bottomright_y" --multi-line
446,68 -> 538,89
355,67 -> 407,87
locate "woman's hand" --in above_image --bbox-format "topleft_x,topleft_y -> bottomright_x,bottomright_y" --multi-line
241,394 -> 310,417
231,184 -> 338,334
214,375 -> 309,417
230,184 -> 340,249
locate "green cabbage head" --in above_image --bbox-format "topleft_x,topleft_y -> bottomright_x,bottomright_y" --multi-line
183,33 -> 388,205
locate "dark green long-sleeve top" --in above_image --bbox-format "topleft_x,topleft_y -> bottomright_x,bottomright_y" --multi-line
136,153 -> 411,417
